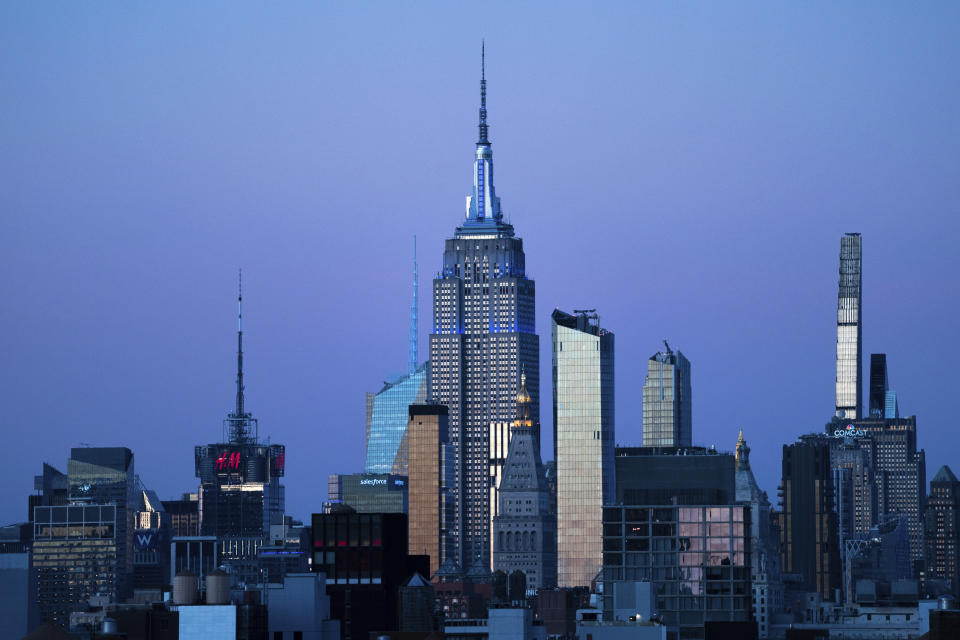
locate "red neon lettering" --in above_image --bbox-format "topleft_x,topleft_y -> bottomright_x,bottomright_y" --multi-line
215,452 -> 229,470
230,452 -> 241,469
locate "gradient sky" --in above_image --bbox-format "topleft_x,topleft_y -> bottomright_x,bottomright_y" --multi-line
2,3 -> 958,526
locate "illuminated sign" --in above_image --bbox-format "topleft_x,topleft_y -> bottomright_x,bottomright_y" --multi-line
134,530 -> 158,551
215,451 -> 243,471
360,478 -> 387,486
832,424 -> 868,438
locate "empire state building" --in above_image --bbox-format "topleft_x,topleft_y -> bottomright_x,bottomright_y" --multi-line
429,47 -> 539,571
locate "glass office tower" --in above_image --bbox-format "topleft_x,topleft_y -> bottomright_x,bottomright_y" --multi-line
429,50 -> 539,570
365,364 -> 429,475
641,343 -> 692,447
552,309 -> 614,587
836,233 -> 862,420
32,503 -> 120,629
67,447 -> 136,594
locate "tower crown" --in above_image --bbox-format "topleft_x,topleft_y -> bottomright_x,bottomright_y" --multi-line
513,371 -> 533,428
735,428 -> 751,471
463,42 -> 505,229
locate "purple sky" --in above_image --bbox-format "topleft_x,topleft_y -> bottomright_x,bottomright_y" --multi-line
2,3 -> 958,525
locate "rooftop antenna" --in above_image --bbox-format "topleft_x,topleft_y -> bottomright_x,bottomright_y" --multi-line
478,41 -> 488,145
236,269 -> 244,419
409,236 -> 418,374
225,269 -> 257,444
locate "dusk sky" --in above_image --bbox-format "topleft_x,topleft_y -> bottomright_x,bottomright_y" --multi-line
2,3 -> 958,526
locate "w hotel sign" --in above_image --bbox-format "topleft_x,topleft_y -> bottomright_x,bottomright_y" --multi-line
134,529 -> 159,551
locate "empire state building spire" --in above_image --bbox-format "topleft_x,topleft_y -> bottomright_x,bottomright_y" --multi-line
465,42 -> 502,225
478,41 -> 488,145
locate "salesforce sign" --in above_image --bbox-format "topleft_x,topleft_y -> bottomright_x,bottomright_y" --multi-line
352,474 -> 408,491
832,423 -> 868,438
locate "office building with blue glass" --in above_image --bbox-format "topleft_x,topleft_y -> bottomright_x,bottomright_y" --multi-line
365,364 -> 429,475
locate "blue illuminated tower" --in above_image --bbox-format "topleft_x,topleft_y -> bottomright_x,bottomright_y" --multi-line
409,237 -> 419,375
365,241 -> 430,475
429,45 -> 539,570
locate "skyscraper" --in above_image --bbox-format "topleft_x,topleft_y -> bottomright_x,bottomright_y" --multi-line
194,278 -> 285,583
365,241 -> 430,476
407,404 -> 455,577
869,354 -> 888,419
67,447 -> 137,590
824,416 -> 927,572
780,436 -> 841,601
552,308 -> 614,588
924,466 -> 960,597
835,233 -> 862,420
429,47 -> 539,570
868,353 -> 901,419
32,447 -> 135,627
364,365 -> 429,476
641,342 -> 692,447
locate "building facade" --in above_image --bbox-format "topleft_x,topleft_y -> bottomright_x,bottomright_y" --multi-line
492,373 -> 556,590
824,416 -> 927,572
835,232 -> 862,420
407,403 -> 455,576
163,493 -> 200,537
326,473 -> 408,514
32,503 -> 121,628
310,512 -> 429,640
364,364 -> 429,476
601,504 -> 752,638
641,342 -> 692,448
780,437 -> 841,601
553,309 -> 614,588
924,465 -> 960,597
429,51 -> 539,570
67,447 -> 137,593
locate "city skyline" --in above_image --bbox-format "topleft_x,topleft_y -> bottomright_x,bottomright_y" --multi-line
2,3 -> 959,528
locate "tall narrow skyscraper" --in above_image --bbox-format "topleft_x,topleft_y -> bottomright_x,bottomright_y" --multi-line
835,233 -> 862,420
429,47 -> 539,570
552,309 -> 614,588
641,342 -> 692,448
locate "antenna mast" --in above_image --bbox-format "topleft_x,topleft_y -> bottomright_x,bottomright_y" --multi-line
409,236 -> 419,374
